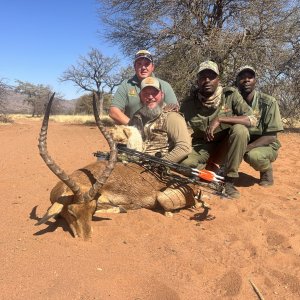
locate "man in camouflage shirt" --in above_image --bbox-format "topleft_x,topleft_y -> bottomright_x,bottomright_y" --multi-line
129,76 -> 192,163
109,50 -> 178,125
180,61 -> 257,199
236,66 -> 283,186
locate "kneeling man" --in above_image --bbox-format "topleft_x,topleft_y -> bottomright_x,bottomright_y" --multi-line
129,76 -> 192,163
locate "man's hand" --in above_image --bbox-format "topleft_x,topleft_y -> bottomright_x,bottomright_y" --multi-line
246,143 -> 255,152
206,117 -> 220,141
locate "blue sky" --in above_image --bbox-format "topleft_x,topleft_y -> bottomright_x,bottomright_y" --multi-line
1,0 -> 125,100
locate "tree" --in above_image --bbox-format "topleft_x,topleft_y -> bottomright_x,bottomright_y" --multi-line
75,94 -> 93,114
0,78 -> 12,122
98,0 -> 300,121
14,81 -> 57,117
60,48 -> 127,116
0,79 -> 9,114
75,92 -> 113,115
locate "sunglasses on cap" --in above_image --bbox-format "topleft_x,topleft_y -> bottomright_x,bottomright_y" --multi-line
134,51 -> 153,62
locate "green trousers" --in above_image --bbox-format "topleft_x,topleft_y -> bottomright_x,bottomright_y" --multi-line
244,146 -> 278,172
182,124 -> 249,178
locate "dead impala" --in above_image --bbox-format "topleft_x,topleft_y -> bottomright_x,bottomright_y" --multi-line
36,94 -> 205,240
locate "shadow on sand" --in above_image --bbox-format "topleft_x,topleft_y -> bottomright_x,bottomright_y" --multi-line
30,205 -> 111,237
236,172 -> 259,187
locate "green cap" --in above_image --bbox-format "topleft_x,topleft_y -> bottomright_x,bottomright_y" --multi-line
236,65 -> 256,78
140,77 -> 160,91
197,60 -> 219,75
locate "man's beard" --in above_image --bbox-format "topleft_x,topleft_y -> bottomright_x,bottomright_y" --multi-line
139,103 -> 163,120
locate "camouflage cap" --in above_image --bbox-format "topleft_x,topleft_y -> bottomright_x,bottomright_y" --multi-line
140,77 -> 160,91
197,60 -> 219,75
236,65 -> 256,78
134,50 -> 153,63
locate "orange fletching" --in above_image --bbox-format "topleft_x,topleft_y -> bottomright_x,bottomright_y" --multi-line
198,169 -> 215,181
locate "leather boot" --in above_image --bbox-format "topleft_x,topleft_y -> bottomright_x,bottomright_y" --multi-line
224,177 -> 240,199
259,166 -> 273,186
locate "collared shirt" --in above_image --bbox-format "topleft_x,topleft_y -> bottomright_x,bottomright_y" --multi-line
111,74 -> 178,118
248,91 -> 283,136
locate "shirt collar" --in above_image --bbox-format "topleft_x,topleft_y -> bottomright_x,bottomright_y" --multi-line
131,73 -> 156,85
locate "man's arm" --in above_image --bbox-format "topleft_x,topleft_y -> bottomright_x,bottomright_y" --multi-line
163,112 -> 192,162
246,135 -> 277,152
160,80 -> 178,105
206,89 -> 257,141
109,81 -> 130,125
109,107 -> 130,125
206,116 -> 251,142
246,96 -> 282,151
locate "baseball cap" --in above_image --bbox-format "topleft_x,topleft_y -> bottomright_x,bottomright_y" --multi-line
140,77 -> 160,91
236,65 -> 256,77
134,50 -> 153,63
197,60 -> 219,75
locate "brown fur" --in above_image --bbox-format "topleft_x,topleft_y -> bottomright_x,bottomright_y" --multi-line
45,160 -> 196,239
51,161 -> 196,212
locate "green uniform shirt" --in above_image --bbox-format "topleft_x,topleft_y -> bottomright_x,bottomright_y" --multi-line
247,91 -> 283,150
180,87 -> 254,144
248,91 -> 283,136
111,74 -> 178,118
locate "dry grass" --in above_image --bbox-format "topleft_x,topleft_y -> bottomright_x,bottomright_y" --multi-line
8,114 -> 37,121
0,114 -> 14,124
2,114 -> 115,126
49,115 -> 115,126
282,118 -> 300,129
50,115 -> 94,124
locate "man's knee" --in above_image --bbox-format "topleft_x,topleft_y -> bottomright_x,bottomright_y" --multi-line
181,149 -> 209,169
244,148 -> 270,171
230,124 -> 249,140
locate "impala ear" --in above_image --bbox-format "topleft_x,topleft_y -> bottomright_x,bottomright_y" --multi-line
35,202 -> 64,225
123,127 -> 132,139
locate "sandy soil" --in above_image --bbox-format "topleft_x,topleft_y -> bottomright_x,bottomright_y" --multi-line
0,118 -> 299,300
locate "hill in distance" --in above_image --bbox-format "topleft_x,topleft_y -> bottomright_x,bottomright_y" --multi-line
2,90 -> 77,114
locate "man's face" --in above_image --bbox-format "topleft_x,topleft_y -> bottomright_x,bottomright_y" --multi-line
237,70 -> 256,95
140,86 -> 163,109
197,69 -> 219,97
134,58 -> 154,81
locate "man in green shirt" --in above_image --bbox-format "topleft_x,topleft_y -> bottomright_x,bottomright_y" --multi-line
109,50 -> 178,125
236,66 -> 283,186
180,61 -> 256,199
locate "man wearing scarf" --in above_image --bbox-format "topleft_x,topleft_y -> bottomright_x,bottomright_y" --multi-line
180,61 -> 257,199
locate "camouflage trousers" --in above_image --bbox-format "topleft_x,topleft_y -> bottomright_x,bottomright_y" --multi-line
244,146 -> 278,172
181,124 -> 249,178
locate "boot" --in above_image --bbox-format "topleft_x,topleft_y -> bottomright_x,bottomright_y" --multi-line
259,166 -> 273,186
224,177 -> 240,199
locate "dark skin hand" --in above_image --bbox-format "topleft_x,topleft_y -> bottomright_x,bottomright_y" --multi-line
206,116 -> 251,142
246,135 -> 276,152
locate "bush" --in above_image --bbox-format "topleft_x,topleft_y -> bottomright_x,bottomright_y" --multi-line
0,114 -> 13,124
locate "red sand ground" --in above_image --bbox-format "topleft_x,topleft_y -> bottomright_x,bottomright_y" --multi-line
0,119 -> 299,300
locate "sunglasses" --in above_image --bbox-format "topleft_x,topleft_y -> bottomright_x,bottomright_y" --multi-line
135,52 -> 153,62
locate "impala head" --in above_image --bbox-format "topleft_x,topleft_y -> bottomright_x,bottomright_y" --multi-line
37,93 -> 117,239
